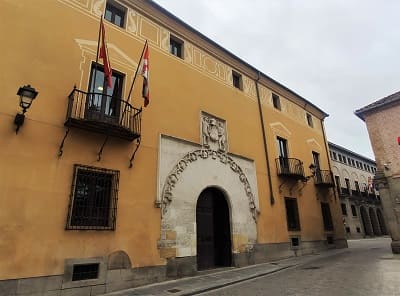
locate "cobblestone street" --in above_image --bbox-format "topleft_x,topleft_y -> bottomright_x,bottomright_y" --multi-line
106,238 -> 399,296
199,238 -> 399,296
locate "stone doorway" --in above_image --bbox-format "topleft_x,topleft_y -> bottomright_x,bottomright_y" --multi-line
196,187 -> 232,270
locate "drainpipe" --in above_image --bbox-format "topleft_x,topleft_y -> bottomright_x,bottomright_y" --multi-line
255,72 -> 275,205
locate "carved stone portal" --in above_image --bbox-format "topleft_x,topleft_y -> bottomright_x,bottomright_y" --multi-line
201,112 -> 227,152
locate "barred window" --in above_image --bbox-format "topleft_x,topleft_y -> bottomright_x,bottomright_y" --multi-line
285,197 -> 301,231
66,165 -> 119,230
321,202 -> 334,231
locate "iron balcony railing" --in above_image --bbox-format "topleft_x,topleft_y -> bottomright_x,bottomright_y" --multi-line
275,157 -> 305,180
340,187 -> 350,195
65,87 -> 142,141
314,169 -> 334,187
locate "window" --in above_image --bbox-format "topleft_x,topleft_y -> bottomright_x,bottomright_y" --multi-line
66,165 -> 119,230
170,35 -> 183,58
277,137 -> 288,158
356,227 -> 361,233
285,198 -> 301,231
345,178 -> 351,193
341,203 -> 347,215
332,152 -> 337,160
343,157 -> 347,164
105,1 -> 126,28
351,159 -> 355,167
232,71 -> 243,90
345,227 -> 351,233
272,94 -> 281,110
347,157 -> 351,164
312,151 -> 320,169
72,263 -> 99,281
351,205 -> 357,216
277,137 -> 289,172
354,181 -> 360,193
334,175 -> 341,194
306,113 -> 313,127
364,164 -> 367,170
87,63 -> 124,123
338,154 -> 343,162
321,202 -> 334,231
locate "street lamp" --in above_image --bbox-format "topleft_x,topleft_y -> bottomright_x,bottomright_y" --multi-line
14,84 -> 38,134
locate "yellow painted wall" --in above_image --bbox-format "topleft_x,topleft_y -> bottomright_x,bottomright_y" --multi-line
0,0 -> 344,280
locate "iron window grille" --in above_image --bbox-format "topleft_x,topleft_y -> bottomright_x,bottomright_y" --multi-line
72,263 -> 99,281
66,165 -> 119,230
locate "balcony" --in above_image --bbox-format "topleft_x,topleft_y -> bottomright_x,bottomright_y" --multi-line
340,187 -> 350,196
65,88 -> 141,141
314,170 -> 334,187
275,157 -> 305,180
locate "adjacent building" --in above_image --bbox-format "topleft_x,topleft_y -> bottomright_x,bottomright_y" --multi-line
328,142 -> 387,239
0,0 -> 346,294
355,91 -> 400,253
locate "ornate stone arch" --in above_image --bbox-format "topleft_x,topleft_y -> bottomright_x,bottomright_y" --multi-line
157,136 -> 259,265
160,148 -> 258,221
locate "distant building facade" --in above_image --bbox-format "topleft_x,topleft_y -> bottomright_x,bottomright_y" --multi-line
355,91 -> 400,253
329,142 -> 387,239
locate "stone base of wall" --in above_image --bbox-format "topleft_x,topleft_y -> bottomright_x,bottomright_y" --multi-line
253,239 -> 337,264
0,239 -> 347,295
391,240 -> 400,254
0,265 -> 166,296
166,256 -> 197,278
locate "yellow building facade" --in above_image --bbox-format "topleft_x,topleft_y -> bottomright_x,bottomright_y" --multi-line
0,0 -> 346,294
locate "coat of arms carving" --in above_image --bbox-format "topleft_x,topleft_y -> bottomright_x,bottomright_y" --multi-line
201,112 -> 227,152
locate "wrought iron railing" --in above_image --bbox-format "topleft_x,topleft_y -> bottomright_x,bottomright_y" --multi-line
275,157 -> 305,179
314,169 -> 334,187
65,87 -> 142,141
341,187 -> 350,195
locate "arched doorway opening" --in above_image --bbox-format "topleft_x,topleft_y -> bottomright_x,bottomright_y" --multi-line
369,207 -> 381,236
196,187 -> 232,270
360,206 -> 373,236
376,208 -> 388,235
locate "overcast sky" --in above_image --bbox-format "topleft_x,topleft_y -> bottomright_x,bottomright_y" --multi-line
153,0 -> 400,159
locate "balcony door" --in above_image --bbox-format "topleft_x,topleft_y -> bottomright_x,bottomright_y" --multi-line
277,137 -> 289,172
86,63 -> 124,124
312,151 -> 322,182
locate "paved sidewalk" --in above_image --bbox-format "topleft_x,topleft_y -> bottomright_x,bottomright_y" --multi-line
104,248 -> 348,296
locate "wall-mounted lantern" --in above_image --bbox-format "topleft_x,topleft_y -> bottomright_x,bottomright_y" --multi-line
309,163 -> 316,176
14,84 -> 38,134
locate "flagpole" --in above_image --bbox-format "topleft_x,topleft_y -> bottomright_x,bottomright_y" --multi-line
92,15 -> 102,94
127,40 -> 148,102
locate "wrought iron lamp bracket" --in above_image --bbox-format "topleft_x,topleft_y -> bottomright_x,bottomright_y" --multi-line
129,137 -> 141,168
97,135 -> 110,161
58,128 -> 70,157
